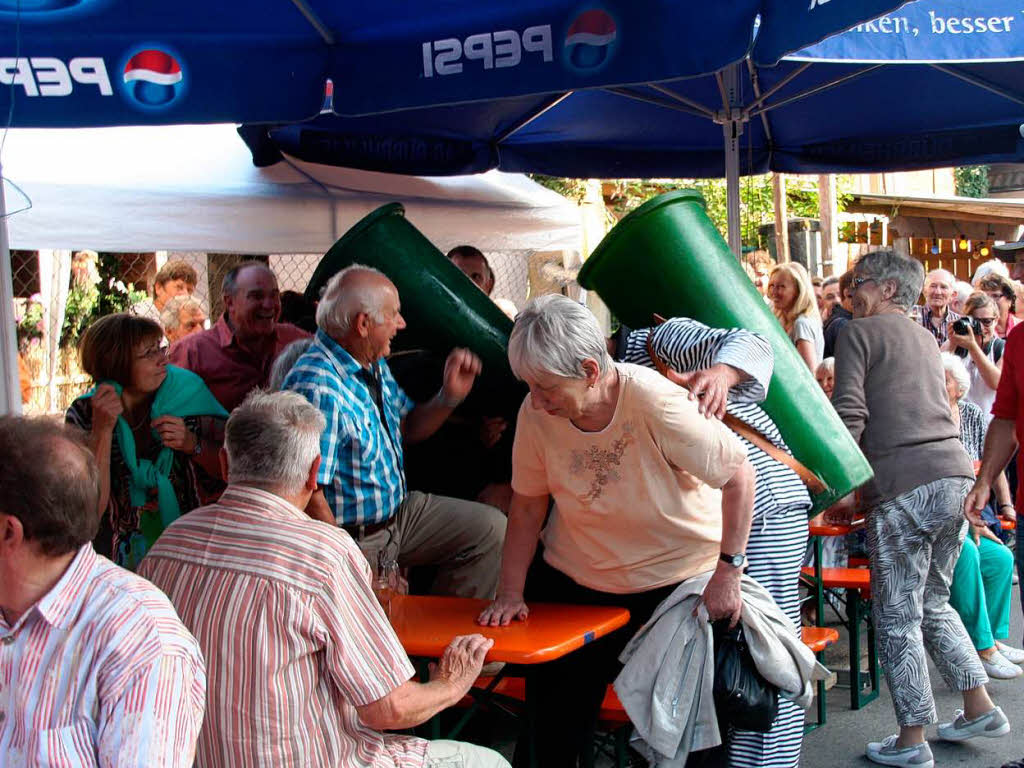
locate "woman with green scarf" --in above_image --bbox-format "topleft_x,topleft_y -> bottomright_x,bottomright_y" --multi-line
66,313 -> 228,570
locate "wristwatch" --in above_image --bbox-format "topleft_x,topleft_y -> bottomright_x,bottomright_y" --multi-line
720,552 -> 747,569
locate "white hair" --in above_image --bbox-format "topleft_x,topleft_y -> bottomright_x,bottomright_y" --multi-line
816,357 -> 835,376
269,339 -> 313,391
952,281 -> 974,302
940,352 -> 971,400
160,295 -> 205,331
316,264 -> 391,338
508,294 -> 611,380
225,390 -> 325,495
926,268 -> 955,285
972,259 -> 1010,286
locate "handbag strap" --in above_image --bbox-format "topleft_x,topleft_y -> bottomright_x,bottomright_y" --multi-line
645,334 -> 826,494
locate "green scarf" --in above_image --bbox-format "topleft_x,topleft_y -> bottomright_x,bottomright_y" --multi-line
85,365 -> 228,566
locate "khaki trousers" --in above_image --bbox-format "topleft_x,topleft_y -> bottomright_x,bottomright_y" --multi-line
426,739 -> 510,768
356,491 -> 506,599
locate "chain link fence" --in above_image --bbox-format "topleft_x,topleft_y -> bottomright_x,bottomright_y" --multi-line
12,247 -> 573,415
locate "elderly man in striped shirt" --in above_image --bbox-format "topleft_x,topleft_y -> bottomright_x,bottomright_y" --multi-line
140,391 -> 509,768
0,416 -> 206,767
283,265 -> 506,599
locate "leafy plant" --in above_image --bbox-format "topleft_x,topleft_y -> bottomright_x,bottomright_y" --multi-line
954,165 -> 989,198
15,294 -> 44,352
60,251 -> 148,346
532,174 -> 853,248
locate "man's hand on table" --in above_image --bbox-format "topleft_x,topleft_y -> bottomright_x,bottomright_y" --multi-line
477,593 -> 529,627
430,634 -> 494,698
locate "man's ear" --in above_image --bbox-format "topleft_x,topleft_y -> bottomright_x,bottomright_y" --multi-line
581,358 -> 601,387
0,513 -> 25,553
353,311 -> 371,338
219,447 -> 230,483
306,456 -> 321,492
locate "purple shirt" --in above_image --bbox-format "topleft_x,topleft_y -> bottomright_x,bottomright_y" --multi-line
168,315 -> 309,411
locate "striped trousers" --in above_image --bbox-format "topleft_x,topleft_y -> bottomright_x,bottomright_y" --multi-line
866,476 -> 988,727
726,504 -> 809,768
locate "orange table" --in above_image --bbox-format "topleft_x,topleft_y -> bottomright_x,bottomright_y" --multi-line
389,595 -> 630,758
389,594 -> 630,663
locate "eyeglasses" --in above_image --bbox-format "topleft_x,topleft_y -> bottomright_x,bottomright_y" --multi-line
136,345 -> 167,361
851,276 -> 875,290
973,317 -> 997,326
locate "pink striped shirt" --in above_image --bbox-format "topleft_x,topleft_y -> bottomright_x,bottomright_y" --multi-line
0,545 -> 206,767
138,485 -> 427,768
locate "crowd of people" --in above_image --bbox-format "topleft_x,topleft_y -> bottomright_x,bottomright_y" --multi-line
4,239 -> 1024,768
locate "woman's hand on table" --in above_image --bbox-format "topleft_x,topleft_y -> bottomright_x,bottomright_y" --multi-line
822,494 -> 856,526
477,593 -> 529,626
430,634 -> 494,696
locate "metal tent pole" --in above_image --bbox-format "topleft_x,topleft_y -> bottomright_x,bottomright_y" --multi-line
0,163 -> 22,415
718,64 -> 744,258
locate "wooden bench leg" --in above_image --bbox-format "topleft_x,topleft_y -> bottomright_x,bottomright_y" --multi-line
849,591 -> 879,710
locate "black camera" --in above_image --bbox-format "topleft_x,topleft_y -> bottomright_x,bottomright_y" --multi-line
952,317 -> 983,336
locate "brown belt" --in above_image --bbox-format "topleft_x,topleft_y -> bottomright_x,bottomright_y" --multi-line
341,519 -> 393,540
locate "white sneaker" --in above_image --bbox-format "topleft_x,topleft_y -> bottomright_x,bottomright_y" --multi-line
983,651 -> 1024,680
938,706 -> 1011,742
997,642 -> 1024,665
865,735 -> 934,767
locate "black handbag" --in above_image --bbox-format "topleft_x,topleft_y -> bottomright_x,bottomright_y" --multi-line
711,620 -> 779,732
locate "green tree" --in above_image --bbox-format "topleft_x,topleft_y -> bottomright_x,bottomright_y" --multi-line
530,174 -> 851,248
954,165 -> 989,198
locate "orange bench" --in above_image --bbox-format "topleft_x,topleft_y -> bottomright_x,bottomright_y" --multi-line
801,626 -> 840,731
800,566 -> 878,710
467,628 -> 839,760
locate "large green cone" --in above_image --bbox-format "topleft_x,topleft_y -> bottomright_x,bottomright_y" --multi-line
577,190 -> 872,513
305,203 -> 521,406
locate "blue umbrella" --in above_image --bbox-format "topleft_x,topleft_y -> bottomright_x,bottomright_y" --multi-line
0,0 -> 909,127
243,0 -> 1024,253
0,0 -> 922,414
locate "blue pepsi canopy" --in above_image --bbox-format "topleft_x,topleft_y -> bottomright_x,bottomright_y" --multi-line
245,0 -> 1024,177
0,0 -> 910,127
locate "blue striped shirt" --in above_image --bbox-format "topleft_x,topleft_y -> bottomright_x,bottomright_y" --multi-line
283,330 -> 415,525
621,318 -> 811,519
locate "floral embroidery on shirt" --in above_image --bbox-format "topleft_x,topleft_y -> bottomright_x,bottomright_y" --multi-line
570,422 -> 636,504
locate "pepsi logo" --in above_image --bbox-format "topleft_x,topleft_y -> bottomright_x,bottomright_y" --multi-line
121,48 -> 185,109
564,9 -> 617,72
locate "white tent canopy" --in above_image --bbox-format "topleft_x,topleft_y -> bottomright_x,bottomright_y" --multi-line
3,124 -> 581,254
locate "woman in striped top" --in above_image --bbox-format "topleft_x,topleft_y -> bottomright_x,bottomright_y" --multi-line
618,316 -> 812,768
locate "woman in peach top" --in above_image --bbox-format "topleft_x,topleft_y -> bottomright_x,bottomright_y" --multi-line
478,294 -> 754,767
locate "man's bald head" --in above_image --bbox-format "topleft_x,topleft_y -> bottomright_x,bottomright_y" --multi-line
316,265 -> 397,337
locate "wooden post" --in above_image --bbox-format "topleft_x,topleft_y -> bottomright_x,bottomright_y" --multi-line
818,174 -> 837,276
772,173 -> 790,263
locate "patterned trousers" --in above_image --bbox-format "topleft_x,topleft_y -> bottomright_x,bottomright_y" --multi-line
866,477 -> 988,727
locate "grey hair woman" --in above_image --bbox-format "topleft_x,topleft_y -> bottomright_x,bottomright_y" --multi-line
829,250 -> 1008,765
478,294 -> 755,766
